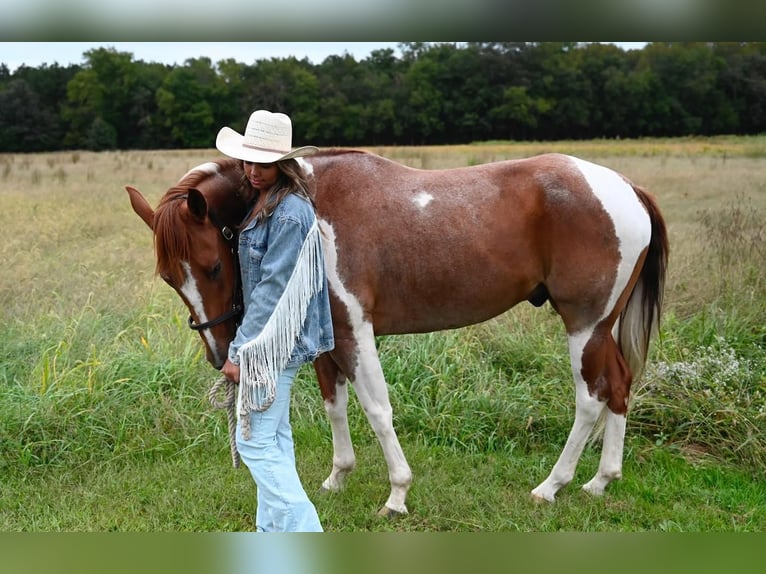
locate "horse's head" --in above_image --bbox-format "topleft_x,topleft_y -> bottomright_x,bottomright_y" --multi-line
126,160 -> 248,369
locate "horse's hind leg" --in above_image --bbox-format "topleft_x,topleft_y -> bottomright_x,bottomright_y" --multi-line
313,353 -> 356,494
532,320 -> 632,502
582,327 -> 631,496
582,409 -> 626,496
531,326 -> 607,502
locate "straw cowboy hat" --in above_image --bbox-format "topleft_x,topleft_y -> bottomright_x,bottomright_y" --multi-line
216,109 -> 319,163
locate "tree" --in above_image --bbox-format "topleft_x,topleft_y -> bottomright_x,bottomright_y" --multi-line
3,64 -> 77,151
489,85 -> 552,140
240,57 -> 320,145
156,57 -> 226,148
715,43 -> 766,134
634,42 -> 734,136
216,58 -> 251,133
361,49 -> 405,144
85,116 -> 117,150
575,42 -> 633,138
0,79 -> 59,151
525,43 -> 593,139
62,48 -> 154,149
4,42 -> 766,151
402,55 -> 445,144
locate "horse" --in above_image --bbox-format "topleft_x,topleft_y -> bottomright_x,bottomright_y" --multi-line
125,149 -> 668,517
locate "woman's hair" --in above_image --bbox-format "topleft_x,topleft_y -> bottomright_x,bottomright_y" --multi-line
240,158 -> 314,227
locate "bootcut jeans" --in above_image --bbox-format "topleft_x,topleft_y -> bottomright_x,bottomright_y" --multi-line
236,364 -> 323,532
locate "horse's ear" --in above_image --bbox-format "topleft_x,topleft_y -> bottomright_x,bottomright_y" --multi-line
125,185 -> 154,230
187,188 -> 208,221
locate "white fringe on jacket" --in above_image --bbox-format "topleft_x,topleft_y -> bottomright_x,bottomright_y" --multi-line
237,219 -> 324,440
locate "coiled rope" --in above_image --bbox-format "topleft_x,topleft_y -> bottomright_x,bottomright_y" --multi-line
208,376 -> 241,468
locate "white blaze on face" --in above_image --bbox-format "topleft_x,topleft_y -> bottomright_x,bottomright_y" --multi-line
412,191 -> 434,209
179,261 -> 222,364
569,156 -> 651,323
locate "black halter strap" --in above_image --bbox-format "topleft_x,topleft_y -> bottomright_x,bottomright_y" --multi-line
187,210 -> 244,332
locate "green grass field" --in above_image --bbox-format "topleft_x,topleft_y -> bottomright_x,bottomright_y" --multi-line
1,138 -> 764,531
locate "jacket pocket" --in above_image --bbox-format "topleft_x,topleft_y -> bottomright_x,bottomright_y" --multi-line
247,241 -> 266,265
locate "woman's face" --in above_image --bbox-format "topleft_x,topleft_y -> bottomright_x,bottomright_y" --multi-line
243,161 -> 280,191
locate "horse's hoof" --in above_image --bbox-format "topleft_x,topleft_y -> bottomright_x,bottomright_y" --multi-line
318,479 -> 342,495
377,506 -> 406,519
582,482 -> 608,497
530,491 -> 554,504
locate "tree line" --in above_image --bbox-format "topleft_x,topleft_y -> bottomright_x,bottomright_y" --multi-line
2,42 -> 766,153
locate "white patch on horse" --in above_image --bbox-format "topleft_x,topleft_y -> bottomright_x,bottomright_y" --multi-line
318,219 -> 368,334
179,261 -> 221,365
178,162 -> 220,183
316,218 -> 365,484
412,191 -> 434,209
569,156 -> 651,323
298,157 -> 315,177
317,217 -> 412,513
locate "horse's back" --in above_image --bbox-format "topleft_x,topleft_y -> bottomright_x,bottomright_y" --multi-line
309,151 -> 632,333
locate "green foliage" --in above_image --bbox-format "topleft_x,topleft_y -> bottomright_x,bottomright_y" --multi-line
85,117 -> 117,150
0,304 -> 217,474
634,316 -> 765,471
629,193 -> 766,473
4,43 -> 766,152
0,80 -> 60,151
156,58 -> 225,148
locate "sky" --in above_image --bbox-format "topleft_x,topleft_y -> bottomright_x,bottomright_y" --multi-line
0,42 -> 402,72
0,42 -> 648,73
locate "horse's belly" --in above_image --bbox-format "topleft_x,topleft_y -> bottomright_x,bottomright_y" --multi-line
372,282 -> 530,335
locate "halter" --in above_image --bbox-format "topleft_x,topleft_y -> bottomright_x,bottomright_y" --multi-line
187,211 -> 244,332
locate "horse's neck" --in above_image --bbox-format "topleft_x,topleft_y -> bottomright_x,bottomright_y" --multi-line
205,185 -> 250,228
209,160 -> 250,226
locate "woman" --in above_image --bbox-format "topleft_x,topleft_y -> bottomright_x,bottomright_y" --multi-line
216,109 -> 334,532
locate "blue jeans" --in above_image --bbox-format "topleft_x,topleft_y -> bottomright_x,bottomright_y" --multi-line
236,365 -> 323,532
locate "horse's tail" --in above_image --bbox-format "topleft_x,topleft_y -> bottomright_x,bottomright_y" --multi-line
617,185 -> 669,382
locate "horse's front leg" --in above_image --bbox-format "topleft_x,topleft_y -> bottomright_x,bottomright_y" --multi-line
313,354 -> 356,494
351,324 -> 412,517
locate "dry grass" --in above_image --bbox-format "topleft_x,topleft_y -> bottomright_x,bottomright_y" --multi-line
2,138 -> 764,330
0,150 -> 214,319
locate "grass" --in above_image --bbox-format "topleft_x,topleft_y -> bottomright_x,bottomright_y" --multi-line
1,139 -> 764,531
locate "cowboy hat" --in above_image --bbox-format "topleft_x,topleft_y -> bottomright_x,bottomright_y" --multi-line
215,109 -> 319,163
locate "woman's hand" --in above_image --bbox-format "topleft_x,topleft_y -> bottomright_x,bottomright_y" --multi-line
221,358 -> 240,383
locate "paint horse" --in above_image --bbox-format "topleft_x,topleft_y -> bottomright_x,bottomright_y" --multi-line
126,150 -> 668,517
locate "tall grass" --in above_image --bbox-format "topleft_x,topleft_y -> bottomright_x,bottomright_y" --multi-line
0,295 -> 223,474
630,191 -> 766,473
1,140 -> 765,531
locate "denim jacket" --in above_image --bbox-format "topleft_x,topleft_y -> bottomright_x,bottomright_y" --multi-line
228,193 -> 334,368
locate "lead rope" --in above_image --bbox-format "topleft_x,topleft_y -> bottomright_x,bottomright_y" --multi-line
208,376 -> 241,468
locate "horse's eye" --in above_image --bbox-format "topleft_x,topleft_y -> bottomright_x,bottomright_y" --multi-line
208,261 -> 222,280
160,272 -> 174,286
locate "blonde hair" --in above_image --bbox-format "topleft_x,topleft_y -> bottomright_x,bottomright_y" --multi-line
240,158 -> 314,227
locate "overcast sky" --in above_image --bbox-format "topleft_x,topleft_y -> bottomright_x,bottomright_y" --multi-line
1,42 -> 404,72
1,42 -> 647,73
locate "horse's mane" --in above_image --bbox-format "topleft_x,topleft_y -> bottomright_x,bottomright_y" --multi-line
153,160 -> 233,285
152,153 -> 362,284
154,191 -> 190,285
